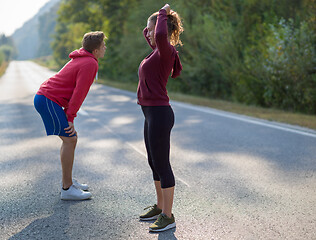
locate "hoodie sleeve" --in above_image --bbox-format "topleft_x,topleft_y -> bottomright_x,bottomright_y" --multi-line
155,9 -> 182,78
171,52 -> 183,78
155,9 -> 173,59
65,61 -> 98,122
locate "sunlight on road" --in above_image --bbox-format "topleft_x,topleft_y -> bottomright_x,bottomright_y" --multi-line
109,116 -> 137,126
0,137 -> 58,164
105,95 -> 132,102
1,61 -> 315,240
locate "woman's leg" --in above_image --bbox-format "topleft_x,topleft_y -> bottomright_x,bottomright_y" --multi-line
162,186 -> 174,218
59,135 -> 77,189
148,106 -> 175,217
154,180 -> 163,209
143,107 -> 164,209
154,181 -> 174,217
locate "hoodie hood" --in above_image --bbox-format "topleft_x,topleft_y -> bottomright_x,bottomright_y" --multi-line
69,48 -> 98,62
171,50 -> 182,78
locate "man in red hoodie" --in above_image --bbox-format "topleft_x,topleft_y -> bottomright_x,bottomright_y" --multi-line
34,31 -> 106,200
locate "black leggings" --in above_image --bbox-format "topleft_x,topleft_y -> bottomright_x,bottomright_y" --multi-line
141,106 -> 175,189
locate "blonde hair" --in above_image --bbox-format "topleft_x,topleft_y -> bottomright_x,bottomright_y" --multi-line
149,10 -> 184,46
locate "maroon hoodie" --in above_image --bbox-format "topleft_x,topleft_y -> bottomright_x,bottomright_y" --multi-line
37,48 -> 98,122
137,9 -> 182,106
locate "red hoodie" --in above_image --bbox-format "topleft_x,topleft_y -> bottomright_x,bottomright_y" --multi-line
137,9 -> 182,106
37,48 -> 98,122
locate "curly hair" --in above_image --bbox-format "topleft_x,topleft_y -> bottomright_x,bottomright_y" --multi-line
149,10 -> 184,46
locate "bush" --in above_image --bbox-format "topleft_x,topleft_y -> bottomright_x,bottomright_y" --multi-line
51,0 -> 316,114
242,19 -> 316,113
264,19 -> 316,112
0,45 -> 16,61
0,50 -> 5,65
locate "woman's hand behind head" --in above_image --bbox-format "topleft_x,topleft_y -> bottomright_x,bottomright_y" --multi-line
162,4 -> 170,14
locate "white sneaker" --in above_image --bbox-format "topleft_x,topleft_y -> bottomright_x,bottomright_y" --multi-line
61,185 -> 92,200
61,179 -> 89,191
73,179 -> 89,191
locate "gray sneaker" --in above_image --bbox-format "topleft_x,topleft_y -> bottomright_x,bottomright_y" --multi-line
139,204 -> 162,221
149,213 -> 176,232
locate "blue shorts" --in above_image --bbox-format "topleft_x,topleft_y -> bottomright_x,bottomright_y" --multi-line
34,94 -> 75,137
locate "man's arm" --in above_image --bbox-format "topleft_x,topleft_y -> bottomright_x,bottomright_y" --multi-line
66,62 -> 98,122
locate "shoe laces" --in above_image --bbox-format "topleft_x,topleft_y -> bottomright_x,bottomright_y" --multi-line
144,205 -> 155,211
72,184 -> 80,190
154,214 -> 165,224
73,179 -> 78,184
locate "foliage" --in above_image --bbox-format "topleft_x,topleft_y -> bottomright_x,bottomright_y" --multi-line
263,20 -> 316,112
0,50 -> 5,66
0,34 -> 16,65
37,2 -> 60,57
51,0 -> 316,114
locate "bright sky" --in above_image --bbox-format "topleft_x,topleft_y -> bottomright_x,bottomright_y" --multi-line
0,0 -> 51,36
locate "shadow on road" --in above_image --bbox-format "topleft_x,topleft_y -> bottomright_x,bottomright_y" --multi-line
8,200 -> 80,240
153,228 -> 177,240
1,81 -> 315,239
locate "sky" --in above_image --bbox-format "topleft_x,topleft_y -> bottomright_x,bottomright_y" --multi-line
0,0 -> 51,36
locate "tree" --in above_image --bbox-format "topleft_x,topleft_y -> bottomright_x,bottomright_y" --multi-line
51,0 -> 316,113
37,2 -> 60,57
0,34 -> 17,63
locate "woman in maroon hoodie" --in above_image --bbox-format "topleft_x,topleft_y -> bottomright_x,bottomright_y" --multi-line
137,4 -> 183,232
34,31 -> 106,201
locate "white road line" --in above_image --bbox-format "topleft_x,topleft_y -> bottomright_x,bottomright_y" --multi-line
78,85 -> 315,189
93,117 -> 190,187
25,62 -> 315,139
78,108 -> 89,116
94,85 -> 316,138
172,101 -> 316,139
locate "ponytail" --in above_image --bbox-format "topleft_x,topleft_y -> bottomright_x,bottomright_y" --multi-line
167,10 -> 183,46
149,10 -> 184,46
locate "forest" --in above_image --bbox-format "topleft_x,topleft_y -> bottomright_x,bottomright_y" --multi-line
50,0 -> 316,114
0,34 -> 16,72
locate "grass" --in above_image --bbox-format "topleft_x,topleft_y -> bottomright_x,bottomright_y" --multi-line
30,57 -> 316,130
97,78 -> 138,92
32,56 -> 59,71
0,61 -> 8,77
98,78 -> 316,130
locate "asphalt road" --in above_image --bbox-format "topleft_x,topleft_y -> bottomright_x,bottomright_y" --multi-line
0,61 -> 315,240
